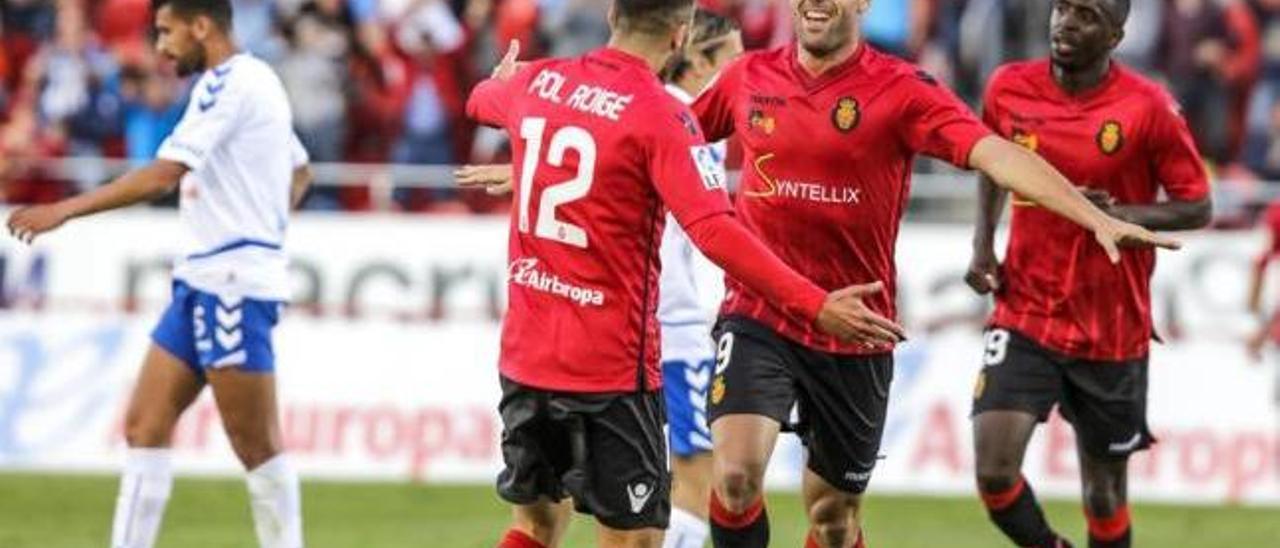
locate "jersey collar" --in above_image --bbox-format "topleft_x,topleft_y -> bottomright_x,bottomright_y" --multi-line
594,47 -> 658,74
786,40 -> 867,93
207,52 -> 244,78
1037,58 -> 1121,106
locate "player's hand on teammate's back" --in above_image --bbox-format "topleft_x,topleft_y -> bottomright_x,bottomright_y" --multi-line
455,164 -> 514,195
816,282 -> 907,345
1092,217 -> 1182,264
7,203 -> 71,244
965,251 -> 1002,295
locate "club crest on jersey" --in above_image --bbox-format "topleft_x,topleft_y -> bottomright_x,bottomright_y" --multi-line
711,376 -> 726,405
973,372 -> 987,400
749,109 -> 776,135
832,97 -> 860,133
1097,120 -> 1124,155
1011,128 -> 1038,152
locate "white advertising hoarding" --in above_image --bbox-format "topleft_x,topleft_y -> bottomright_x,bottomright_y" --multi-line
1,212 -> 1277,504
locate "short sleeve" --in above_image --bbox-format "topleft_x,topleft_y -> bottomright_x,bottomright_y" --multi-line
157,72 -> 245,171
466,63 -> 541,128
289,132 -> 310,168
691,57 -> 745,143
1146,95 -> 1211,202
980,67 -> 1010,134
466,77 -> 512,128
897,70 -> 992,168
648,103 -> 735,229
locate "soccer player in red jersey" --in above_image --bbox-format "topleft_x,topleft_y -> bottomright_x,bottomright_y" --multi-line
459,11 -> 745,548
1247,201 -> 1280,349
1245,201 -> 1280,405
966,1 -> 1213,547
690,0 -> 1179,546
464,2 -> 894,546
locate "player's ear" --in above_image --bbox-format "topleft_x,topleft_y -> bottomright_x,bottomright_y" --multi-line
191,14 -> 211,41
606,4 -> 619,33
1110,26 -> 1125,50
854,0 -> 872,15
671,22 -> 691,54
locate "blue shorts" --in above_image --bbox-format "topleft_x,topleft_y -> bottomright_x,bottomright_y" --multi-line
150,281 -> 282,375
662,357 -> 714,457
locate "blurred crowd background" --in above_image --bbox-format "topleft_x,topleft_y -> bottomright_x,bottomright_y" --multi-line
2,0 -> 1280,216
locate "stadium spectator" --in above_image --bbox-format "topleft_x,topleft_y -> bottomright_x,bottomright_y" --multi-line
231,0 -> 286,61
118,57 -> 184,163
1115,0 -> 1163,70
1224,0 -> 1262,162
279,1 -> 349,164
538,0 -> 609,57
862,0 -> 933,59
389,0 -> 468,210
1243,0 -> 1280,174
1,26 -> 9,117
1158,0 -> 1241,163
22,0 -> 122,188
93,0 -> 151,55
0,0 -> 1268,210
1243,95 -> 1280,179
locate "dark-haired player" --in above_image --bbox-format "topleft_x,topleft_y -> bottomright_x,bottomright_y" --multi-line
690,0 -> 1179,546
458,11 -> 746,548
7,1 -> 312,547
966,1 -> 1212,547
464,1 -> 891,547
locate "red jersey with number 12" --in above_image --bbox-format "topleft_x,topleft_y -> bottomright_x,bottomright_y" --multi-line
468,48 -> 735,393
983,60 -> 1210,360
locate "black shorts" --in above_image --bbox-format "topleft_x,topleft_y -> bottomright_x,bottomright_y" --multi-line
495,377 -> 670,530
708,316 -> 893,494
971,328 -> 1154,460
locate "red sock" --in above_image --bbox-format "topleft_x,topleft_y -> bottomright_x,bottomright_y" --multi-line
806,529 -> 820,548
805,527 -> 865,548
497,529 -> 546,548
980,476 -> 1026,512
709,489 -> 764,529
1085,505 -> 1131,543
710,489 -> 769,546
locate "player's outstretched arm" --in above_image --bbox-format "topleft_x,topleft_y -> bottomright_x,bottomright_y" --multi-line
966,174 -> 1008,295
1079,189 -> 1211,232
967,135 -> 1181,263
681,213 -> 906,345
7,159 -> 188,243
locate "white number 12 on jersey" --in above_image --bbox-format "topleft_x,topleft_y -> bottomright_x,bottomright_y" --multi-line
517,117 -> 597,249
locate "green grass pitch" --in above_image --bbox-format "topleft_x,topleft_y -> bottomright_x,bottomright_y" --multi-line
1,474 -> 1276,547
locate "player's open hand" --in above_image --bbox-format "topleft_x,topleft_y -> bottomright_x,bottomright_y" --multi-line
455,164 -> 514,195
491,40 -> 525,81
816,282 -> 907,346
7,203 -> 70,244
964,250 -> 1002,295
1093,218 -> 1182,263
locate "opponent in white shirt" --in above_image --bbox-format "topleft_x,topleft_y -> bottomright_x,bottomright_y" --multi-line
654,14 -> 741,548
8,2 -> 309,547
452,12 -> 743,548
